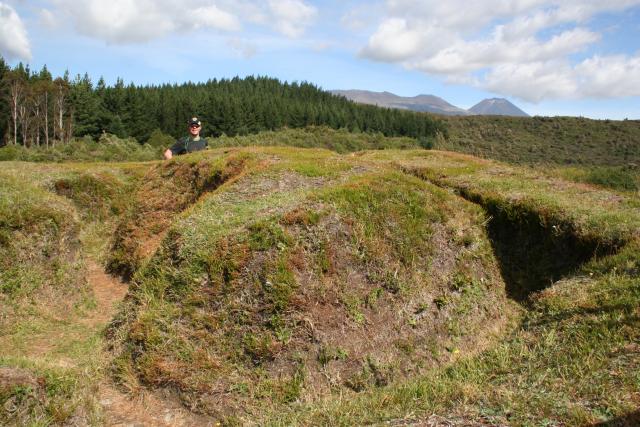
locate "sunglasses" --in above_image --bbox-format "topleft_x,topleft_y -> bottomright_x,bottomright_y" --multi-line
190,124 -> 201,128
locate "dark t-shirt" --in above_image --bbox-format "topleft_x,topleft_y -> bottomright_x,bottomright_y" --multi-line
169,136 -> 208,155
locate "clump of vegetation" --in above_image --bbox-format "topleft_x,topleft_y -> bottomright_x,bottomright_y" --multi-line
217,126 -> 421,153
0,133 -> 162,163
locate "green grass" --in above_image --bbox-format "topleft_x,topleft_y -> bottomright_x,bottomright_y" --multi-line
2,132 -> 639,425
550,165 -> 639,192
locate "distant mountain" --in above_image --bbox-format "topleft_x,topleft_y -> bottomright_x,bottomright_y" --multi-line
468,98 -> 529,117
330,90 -> 470,116
330,90 -> 529,117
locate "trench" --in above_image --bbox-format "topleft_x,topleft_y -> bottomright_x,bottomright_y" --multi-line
106,156 -> 247,281
404,168 -> 623,302
473,192 -> 618,302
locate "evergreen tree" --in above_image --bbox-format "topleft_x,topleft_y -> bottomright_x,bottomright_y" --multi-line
0,57 -> 10,146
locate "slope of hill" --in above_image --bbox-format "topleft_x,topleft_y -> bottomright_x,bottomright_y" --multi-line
440,115 -> 640,166
331,90 -> 470,115
2,132 -> 639,426
469,98 -> 529,116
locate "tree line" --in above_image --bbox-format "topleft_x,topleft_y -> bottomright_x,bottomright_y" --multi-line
0,56 -> 446,147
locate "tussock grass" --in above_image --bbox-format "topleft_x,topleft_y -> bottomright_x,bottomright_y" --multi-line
2,138 -> 639,425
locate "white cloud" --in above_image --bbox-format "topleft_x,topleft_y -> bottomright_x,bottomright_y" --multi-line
577,54 -> 640,98
481,54 -> 640,101
43,0 -> 316,44
267,0 -> 317,38
47,0 -> 241,44
192,5 -> 242,32
482,61 -> 580,102
38,8 -> 58,29
0,2 -> 31,60
360,0 -> 640,101
227,37 -> 257,58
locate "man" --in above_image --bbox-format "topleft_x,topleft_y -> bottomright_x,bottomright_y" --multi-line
164,117 -> 209,159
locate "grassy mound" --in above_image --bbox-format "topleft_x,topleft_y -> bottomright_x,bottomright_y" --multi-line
2,139 -> 639,426
107,148 -> 517,419
107,151 -> 251,279
286,149 -> 637,426
0,165 -> 92,425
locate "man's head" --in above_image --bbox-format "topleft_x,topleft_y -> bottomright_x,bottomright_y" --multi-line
188,117 -> 202,137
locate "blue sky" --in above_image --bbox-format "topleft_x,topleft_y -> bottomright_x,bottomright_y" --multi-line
1,0 -> 639,118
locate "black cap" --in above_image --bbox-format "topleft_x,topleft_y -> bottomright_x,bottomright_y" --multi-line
188,117 -> 202,127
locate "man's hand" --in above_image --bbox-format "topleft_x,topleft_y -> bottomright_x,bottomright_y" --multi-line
164,149 -> 173,160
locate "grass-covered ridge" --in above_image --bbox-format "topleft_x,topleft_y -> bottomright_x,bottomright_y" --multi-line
1,142 -> 639,426
107,148 -> 516,419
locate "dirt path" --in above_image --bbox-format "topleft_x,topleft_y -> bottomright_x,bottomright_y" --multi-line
84,261 -> 129,326
98,385 -> 214,427
85,260 -> 215,427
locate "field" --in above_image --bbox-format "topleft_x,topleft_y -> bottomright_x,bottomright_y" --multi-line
1,130 -> 639,425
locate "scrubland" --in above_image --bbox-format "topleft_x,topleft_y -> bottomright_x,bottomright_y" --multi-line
1,135 -> 639,426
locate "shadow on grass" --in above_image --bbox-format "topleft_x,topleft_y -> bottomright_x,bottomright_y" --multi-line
591,410 -> 640,427
483,201 -> 617,302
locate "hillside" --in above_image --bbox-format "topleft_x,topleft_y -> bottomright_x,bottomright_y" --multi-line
437,114 -> 640,192
1,133 -> 639,425
440,115 -> 640,166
